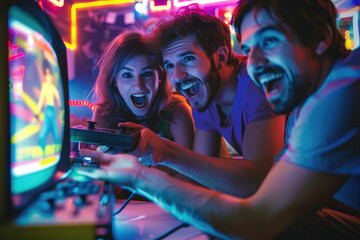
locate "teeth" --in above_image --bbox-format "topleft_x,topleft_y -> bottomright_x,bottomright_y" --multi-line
259,73 -> 283,85
181,82 -> 197,90
132,93 -> 146,97
131,93 -> 146,107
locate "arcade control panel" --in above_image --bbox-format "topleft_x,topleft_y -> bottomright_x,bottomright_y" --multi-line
70,121 -> 140,151
1,151 -> 116,240
1,172 -> 115,240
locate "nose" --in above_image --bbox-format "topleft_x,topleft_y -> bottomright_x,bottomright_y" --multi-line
170,63 -> 186,84
247,46 -> 268,75
133,76 -> 146,90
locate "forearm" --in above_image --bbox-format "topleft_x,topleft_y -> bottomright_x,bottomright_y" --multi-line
162,139 -> 266,197
134,161 -> 348,240
134,166 -> 256,239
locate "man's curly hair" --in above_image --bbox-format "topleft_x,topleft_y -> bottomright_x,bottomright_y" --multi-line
148,3 -> 239,66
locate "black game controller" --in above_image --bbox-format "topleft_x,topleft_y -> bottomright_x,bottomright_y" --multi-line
70,121 -> 140,150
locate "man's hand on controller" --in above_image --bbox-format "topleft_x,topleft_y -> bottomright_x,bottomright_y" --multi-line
97,145 -> 124,154
118,122 -> 167,167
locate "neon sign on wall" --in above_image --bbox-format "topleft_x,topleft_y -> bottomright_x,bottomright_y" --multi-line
64,0 -> 137,50
48,0 -> 64,7
173,0 -> 232,7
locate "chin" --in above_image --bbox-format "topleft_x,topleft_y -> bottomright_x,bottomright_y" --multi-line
271,100 -> 295,115
131,108 -> 148,117
193,99 -> 209,113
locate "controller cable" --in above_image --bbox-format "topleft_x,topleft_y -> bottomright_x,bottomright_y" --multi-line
111,189 -> 190,238
153,222 -> 190,240
112,191 -> 136,216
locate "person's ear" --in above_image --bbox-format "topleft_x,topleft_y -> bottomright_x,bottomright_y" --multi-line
216,46 -> 229,67
316,25 -> 333,55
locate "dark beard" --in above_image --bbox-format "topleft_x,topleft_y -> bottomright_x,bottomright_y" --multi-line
195,58 -> 221,112
254,65 -> 305,115
271,77 -> 306,115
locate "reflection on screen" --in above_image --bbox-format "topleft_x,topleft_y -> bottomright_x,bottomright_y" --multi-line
8,6 -> 65,200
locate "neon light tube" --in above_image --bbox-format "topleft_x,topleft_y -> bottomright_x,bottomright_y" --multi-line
64,0 -> 137,50
48,0 -> 64,7
150,0 -> 171,12
173,0 -> 231,8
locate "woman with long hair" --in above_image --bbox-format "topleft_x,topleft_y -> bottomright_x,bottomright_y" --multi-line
91,29 -> 194,154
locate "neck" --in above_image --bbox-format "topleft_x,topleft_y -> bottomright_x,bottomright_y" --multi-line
214,62 -> 240,107
302,56 -> 335,106
318,57 -> 335,86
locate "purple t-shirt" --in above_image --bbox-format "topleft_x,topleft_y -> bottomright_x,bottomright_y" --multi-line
192,62 -> 277,156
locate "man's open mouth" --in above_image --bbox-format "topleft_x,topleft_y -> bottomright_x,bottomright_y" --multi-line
130,93 -> 147,108
259,72 -> 284,95
181,80 -> 201,99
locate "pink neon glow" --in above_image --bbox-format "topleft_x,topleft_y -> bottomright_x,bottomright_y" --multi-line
150,0 -> 171,11
10,103 -> 35,123
174,0 -> 232,7
9,42 -> 25,61
9,52 -> 25,61
8,41 -> 20,50
33,33 -> 57,59
69,100 -> 96,111
48,0 -> 65,7
11,157 -> 42,168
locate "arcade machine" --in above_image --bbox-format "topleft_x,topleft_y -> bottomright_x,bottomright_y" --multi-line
0,0 -> 140,239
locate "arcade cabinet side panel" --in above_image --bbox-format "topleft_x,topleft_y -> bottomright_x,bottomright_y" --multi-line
0,0 -> 11,223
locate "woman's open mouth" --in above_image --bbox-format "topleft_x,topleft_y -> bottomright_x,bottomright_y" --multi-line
130,93 -> 148,108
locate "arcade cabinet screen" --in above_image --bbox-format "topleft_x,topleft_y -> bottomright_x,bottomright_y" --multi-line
8,5 -> 66,209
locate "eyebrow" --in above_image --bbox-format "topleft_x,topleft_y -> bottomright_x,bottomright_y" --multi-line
163,50 -> 195,65
120,66 -> 154,71
120,67 -> 133,71
256,25 -> 282,35
241,24 -> 281,50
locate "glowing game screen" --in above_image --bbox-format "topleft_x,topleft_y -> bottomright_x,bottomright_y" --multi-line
8,5 -> 65,204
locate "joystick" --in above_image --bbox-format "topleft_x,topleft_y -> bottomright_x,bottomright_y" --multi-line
73,191 -> 89,206
87,121 -> 96,130
39,190 -> 57,211
70,122 -> 140,151
119,125 -> 127,134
